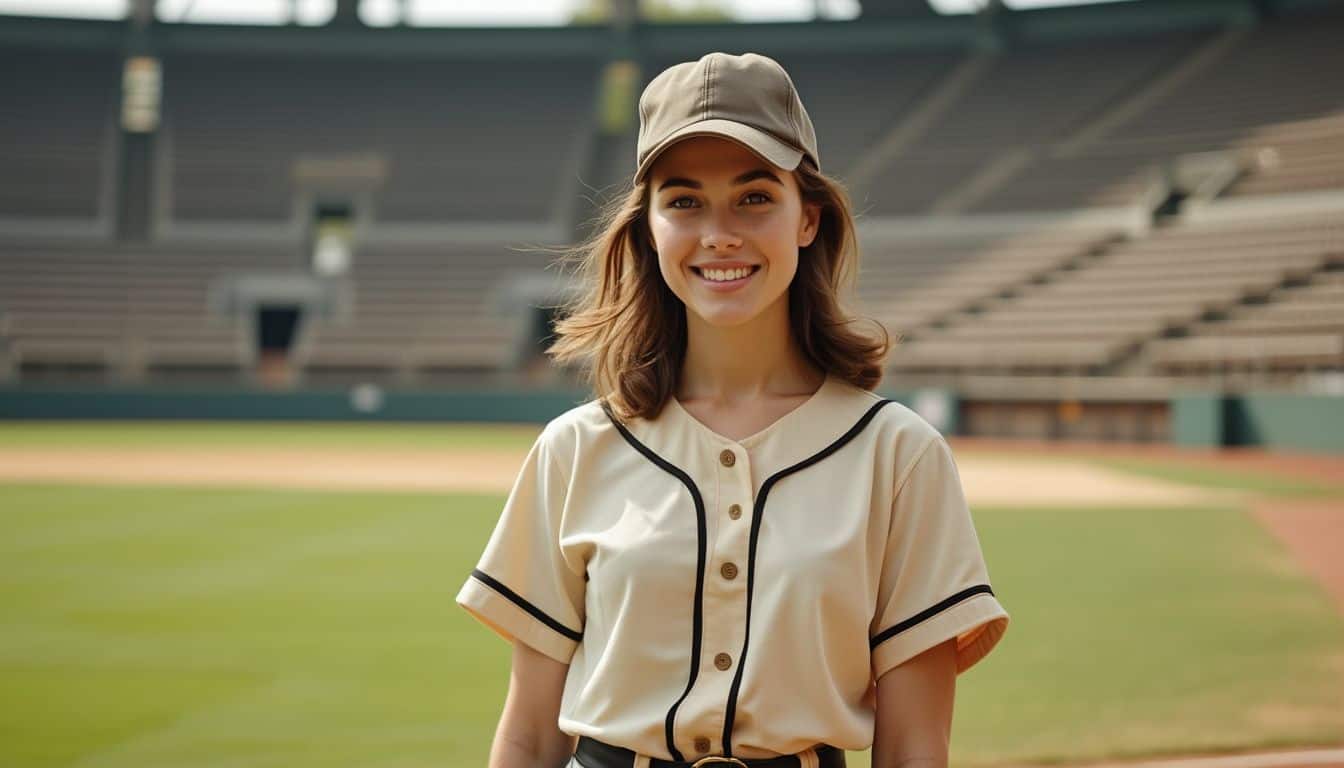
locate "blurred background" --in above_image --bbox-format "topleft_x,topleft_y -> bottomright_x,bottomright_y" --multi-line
0,0 -> 1342,766
0,0 -> 1342,432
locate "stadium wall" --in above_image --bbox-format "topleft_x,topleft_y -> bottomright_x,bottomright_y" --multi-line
1172,393 -> 1344,453
3,388 -> 1342,453
0,385 -> 959,432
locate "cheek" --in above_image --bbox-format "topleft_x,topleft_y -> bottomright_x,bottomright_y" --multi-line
656,251 -> 681,290
650,217 -> 683,255
651,221 -> 692,273
757,219 -> 802,277
768,253 -> 800,289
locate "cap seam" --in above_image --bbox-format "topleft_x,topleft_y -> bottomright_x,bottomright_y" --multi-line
704,56 -> 713,121
767,56 -> 798,142
711,56 -> 717,120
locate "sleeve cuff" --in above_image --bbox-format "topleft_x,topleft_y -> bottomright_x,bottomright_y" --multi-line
455,573 -> 582,665
871,591 -> 1009,681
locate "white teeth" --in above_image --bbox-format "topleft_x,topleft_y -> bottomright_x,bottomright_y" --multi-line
701,267 -> 753,282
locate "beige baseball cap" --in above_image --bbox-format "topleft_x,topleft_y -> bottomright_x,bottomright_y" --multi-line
634,52 -> 820,184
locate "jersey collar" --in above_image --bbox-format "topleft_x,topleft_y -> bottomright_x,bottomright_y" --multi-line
622,372 -> 886,481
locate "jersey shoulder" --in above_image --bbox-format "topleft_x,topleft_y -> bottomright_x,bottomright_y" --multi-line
832,384 -> 957,495
832,378 -> 947,449
533,396 -> 612,462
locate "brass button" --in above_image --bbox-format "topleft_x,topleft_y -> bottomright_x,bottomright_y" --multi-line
719,449 -> 735,467
714,652 -> 732,671
694,737 -> 712,753
728,504 -> 742,520
720,562 -> 738,580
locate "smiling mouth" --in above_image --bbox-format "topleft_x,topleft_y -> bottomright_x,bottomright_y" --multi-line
691,265 -> 761,284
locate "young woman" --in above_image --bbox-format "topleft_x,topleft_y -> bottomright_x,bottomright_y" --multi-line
457,52 -> 1009,768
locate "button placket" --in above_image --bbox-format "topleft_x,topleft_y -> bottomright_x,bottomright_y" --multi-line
711,446 -> 751,606
679,441 -> 752,761
719,451 -> 743,584
708,444 -> 751,698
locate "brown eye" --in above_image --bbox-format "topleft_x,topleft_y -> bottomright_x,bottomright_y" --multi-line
669,197 -> 696,209
743,192 -> 771,205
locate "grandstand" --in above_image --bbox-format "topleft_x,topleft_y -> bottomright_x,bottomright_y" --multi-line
0,0 -> 1341,441
892,211 -> 1343,374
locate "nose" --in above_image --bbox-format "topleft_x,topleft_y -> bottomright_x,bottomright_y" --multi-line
700,210 -> 743,251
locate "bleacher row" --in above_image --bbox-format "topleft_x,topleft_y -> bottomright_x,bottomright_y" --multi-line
165,55 -> 602,224
6,9 -> 1343,225
3,210 -> 1338,383
885,213 -> 1343,373
0,243 -> 557,381
1,6 -> 1342,384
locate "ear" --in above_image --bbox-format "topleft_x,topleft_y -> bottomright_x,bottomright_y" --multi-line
798,202 -> 821,248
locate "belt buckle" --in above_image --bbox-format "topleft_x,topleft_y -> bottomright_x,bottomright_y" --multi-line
691,757 -> 749,768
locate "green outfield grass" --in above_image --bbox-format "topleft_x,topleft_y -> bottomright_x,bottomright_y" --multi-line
3,480 -> 1342,768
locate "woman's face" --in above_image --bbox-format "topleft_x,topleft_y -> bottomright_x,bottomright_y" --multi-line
646,135 -> 820,329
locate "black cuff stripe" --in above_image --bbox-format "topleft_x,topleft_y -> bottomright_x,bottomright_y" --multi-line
470,568 -> 583,643
870,584 -> 995,650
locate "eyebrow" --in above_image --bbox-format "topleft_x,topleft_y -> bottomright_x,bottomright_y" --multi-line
656,168 -> 784,192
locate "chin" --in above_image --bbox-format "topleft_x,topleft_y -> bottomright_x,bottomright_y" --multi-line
691,306 -> 764,329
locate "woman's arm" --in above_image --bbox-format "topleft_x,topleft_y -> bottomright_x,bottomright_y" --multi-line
871,638 -> 958,768
488,640 -> 577,768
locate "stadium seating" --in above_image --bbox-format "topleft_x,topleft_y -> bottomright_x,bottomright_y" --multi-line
3,5 -> 1343,386
0,243 -> 287,379
889,213 -> 1343,373
1149,270 -> 1344,371
856,229 -> 1116,339
298,243 -> 546,380
864,32 -> 1209,214
769,49 -> 961,180
1095,8 -> 1344,149
0,47 -> 118,221
0,240 -> 548,382
862,7 -> 1344,215
987,6 -> 1344,212
163,53 -> 603,224
1222,117 -> 1344,198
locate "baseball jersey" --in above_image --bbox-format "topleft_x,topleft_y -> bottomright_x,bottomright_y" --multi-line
455,371 -> 1009,761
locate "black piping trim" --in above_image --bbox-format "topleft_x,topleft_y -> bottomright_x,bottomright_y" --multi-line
600,398 -> 705,763
469,568 -> 584,643
869,584 -> 996,650
721,398 -> 897,756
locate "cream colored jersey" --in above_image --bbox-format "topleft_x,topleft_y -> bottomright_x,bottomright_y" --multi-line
456,372 -> 1009,761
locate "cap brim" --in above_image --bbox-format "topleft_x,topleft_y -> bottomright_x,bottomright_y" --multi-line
635,118 -> 805,183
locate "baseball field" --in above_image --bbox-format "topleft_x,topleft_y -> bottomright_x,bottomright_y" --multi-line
1,421 -> 1342,768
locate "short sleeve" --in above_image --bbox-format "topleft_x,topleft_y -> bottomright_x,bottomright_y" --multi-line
870,432 -> 1009,681
455,425 -> 586,664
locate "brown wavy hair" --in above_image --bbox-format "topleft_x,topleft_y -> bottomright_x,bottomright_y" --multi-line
546,161 -> 890,421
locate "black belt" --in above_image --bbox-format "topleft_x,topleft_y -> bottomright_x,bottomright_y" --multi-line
575,736 -> 846,768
